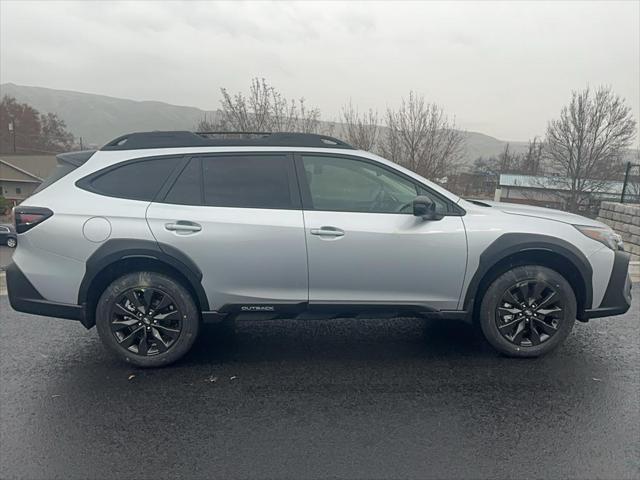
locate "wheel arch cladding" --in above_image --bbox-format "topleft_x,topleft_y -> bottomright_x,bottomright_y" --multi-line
464,233 -> 592,321
79,239 -> 209,328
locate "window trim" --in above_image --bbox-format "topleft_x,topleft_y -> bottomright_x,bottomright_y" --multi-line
76,155 -> 189,201
156,152 -> 302,211
294,152 -> 465,216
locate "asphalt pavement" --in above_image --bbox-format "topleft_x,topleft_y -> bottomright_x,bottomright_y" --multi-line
1,273 -> 639,479
0,246 -> 13,271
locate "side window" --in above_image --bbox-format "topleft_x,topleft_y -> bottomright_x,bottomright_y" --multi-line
201,155 -> 294,209
164,158 -> 202,205
302,155 -> 448,214
81,157 -> 178,201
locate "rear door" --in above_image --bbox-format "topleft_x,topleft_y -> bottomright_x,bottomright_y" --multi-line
146,152 -> 308,312
298,154 -> 467,310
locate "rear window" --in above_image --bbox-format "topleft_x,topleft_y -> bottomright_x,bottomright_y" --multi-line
79,157 -> 179,201
202,155 -> 293,209
162,154 -> 296,209
164,158 -> 202,205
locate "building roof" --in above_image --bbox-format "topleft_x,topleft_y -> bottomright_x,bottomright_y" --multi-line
0,155 -> 57,183
499,174 -> 625,195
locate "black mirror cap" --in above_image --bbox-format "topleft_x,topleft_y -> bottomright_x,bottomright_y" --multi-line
413,196 -> 444,221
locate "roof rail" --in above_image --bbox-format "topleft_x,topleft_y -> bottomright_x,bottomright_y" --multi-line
100,131 -> 354,151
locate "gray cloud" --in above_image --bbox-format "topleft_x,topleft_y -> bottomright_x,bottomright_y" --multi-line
1,0 -> 638,144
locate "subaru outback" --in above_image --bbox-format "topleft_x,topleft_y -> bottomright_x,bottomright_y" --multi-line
6,131 -> 632,367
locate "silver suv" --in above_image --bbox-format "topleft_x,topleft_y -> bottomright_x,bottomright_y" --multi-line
7,131 -> 632,367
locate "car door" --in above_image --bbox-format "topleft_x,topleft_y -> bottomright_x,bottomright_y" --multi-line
146,152 -> 308,312
297,154 -> 467,310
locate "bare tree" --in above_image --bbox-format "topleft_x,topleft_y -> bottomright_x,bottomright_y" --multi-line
197,78 -> 324,134
520,137 -> 544,176
379,92 -> 464,181
195,113 -> 219,132
545,86 -> 637,212
340,102 -> 379,150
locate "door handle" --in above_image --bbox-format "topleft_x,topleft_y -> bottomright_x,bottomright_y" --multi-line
165,221 -> 202,234
310,226 -> 345,237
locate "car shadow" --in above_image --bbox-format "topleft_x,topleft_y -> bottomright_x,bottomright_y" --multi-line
180,316 -> 495,366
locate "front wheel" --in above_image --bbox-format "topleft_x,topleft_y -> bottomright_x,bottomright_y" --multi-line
96,271 -> 200,367
6,237 -> 17,248
479,265 -> 576,357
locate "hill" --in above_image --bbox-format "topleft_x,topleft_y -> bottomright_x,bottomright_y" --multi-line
1,82 -> 529,165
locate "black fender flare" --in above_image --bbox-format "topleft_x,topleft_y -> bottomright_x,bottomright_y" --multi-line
78,239 -> 210,311
462,233 -> 593,315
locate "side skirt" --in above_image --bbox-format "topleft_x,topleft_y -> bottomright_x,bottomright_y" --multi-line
202,303 -> 470,323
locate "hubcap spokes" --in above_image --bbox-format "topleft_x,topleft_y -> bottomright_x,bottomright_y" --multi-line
496,280 -> 563,347
110,287 -> 182,356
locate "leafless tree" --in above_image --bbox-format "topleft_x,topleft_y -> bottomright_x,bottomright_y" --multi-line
195,113 -> 219,132
520,137 -> 544,176
379,92 -> 464,181
197,78 -> 324,134
340,102 -> 379,150
544,86 -> 637,212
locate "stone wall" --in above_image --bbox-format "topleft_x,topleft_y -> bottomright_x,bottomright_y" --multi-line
596,202 -> 640,258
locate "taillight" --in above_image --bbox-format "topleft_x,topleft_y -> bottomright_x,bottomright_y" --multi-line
14,207 -> 53,234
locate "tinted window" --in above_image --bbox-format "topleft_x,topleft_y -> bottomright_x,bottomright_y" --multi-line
201,155 -> 293,209
86,157 -> 178,201
302,155 -> 449,214
165,158 -> 202,205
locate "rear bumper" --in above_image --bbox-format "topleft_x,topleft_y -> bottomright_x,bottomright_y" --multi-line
581,251 -> 632,320
6,262 -> 89,327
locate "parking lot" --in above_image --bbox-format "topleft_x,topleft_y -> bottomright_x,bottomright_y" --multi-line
0,245 -> 638,480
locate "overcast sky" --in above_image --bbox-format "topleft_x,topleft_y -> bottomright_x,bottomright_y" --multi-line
1,0 -> 638,143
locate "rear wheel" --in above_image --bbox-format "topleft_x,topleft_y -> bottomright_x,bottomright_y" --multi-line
6,237 -> 16,248
96,271 -> 200,367
479,265 -> 576,357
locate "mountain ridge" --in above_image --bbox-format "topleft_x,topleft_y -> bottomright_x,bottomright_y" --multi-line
1,82 -> 529,165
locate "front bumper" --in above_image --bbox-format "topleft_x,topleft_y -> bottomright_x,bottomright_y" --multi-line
581,250 -> 632,320
6,262 -> 89,327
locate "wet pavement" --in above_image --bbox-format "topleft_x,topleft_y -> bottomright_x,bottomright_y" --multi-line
0,288 -> 638,480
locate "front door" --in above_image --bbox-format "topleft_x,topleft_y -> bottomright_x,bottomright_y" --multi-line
147,153 -> 308,311
298,154 -> 467,311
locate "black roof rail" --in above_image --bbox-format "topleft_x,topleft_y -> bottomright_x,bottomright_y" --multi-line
100,131 -> 354,151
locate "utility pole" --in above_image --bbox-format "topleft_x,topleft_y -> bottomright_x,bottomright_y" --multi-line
79,137 -> 83,150
8,117 -> 16,153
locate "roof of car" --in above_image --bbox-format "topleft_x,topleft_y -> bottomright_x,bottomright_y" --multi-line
101,131 -> 355,151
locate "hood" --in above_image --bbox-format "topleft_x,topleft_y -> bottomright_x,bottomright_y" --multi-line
466,200 -> 607,227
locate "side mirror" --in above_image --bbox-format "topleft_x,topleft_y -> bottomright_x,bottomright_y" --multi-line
413,196 -> 444,221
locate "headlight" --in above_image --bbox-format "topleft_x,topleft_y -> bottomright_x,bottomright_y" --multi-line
574,225 -> 624,251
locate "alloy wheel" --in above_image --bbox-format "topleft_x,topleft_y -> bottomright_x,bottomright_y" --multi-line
109,287 -> 183,356
495,279 -> 564,347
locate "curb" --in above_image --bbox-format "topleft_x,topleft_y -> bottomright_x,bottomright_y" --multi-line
631,261 -> 640,282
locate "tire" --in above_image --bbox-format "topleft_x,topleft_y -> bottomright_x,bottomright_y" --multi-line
6,237 -> 16,248
478,265 -> 576,358
96,271 -> 200,367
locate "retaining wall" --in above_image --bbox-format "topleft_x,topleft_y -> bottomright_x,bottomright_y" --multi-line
596,201 -> 640,258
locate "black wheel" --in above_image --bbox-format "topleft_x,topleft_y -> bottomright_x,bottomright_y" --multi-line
6,237 -> 16,248
96,271 -> 200,367
478,265 -> 576,357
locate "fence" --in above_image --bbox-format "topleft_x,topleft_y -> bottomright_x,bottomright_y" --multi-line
620,161 -> 640,204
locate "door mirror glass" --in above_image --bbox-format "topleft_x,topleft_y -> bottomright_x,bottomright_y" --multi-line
413,196 -> 443,220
